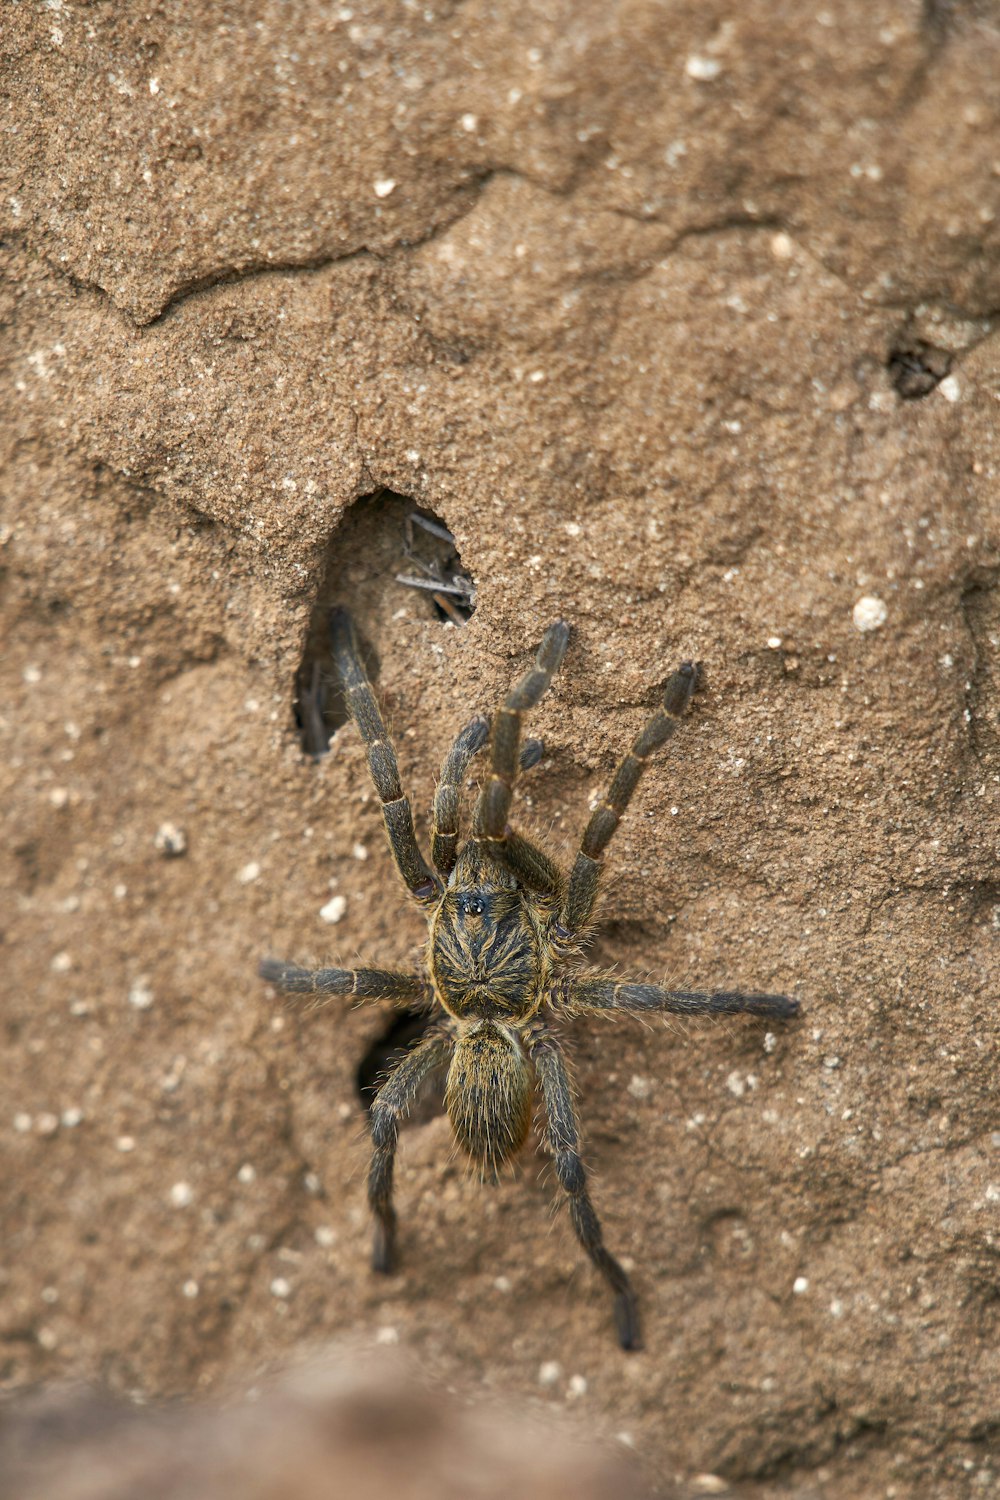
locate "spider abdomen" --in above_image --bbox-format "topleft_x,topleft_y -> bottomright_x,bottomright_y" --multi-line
445,1023 -> 533,1176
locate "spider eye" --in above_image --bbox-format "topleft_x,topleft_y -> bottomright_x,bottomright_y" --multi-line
459,895 -> 485,918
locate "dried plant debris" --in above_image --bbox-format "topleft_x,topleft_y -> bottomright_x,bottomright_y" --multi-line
396,511 -> 476,625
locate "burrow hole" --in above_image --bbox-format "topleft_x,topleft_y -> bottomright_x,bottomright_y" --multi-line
887,336 -> 953,400
293,488 -> 476,758
355,1010 -> 446,1121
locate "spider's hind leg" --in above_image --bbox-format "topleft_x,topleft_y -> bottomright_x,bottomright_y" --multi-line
528,1025 -> 640,1350
368,1028 -> 454,1272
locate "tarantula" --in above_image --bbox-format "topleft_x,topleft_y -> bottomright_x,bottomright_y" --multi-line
261,609 -> 800,1349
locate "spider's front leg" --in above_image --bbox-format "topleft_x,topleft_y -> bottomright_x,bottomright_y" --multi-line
561,660 -> 698,937
368,1028 -> 454,1272
527,1024 -> 640,1350
330,608 -> 440,905
473,621 -> 570,892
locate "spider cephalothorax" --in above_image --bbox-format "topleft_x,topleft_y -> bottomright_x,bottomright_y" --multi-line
262,608 -> 800,1349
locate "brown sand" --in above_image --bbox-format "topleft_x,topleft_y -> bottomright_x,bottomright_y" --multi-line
2,4 -> 998,1496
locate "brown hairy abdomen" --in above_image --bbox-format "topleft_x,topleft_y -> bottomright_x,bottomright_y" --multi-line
445,1027 -> 533,1175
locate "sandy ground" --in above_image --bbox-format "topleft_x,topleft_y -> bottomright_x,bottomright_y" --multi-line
2,3 -> 999,1497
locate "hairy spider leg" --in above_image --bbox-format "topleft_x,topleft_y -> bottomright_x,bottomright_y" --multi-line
528,1026 -> 640,1349
368,1029 -> 455,1272
330,608 -> 440,905
565,976 -> 800,1019
432,714 -> 490,879
258,958 -> 431,1008
473,621 -> 570,889
561,661 -> 698,937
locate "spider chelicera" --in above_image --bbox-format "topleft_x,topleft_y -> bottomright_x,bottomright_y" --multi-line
262,609 -> 800,1348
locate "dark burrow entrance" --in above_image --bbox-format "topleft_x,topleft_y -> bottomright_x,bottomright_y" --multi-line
293,488 -> 475,758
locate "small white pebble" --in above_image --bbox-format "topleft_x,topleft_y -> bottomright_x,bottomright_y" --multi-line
270,1277 -> 291,1299
182,1279 -> 199,1298
763,1032 -> 777,1054
376,1325 -> 400,1344
51,952 -> 72,973
41,1286 -> 59,1305
460,112 -> 478,132
686,54 -> 722,81
627,1074 -> 653,1101
61,1108 -> 83,1128
829,1298 -> 845,1317
14,1112 -> 33,1133
726,1070 -> 746,1098
351,843 -> 368,861
169,1181 -> 194,1208
23,664 -> 42,684
771,232 -> 794,259
37,1327 -> 58,1351
319,893 -> 347,924
938,373 -> 961,403
49,787 -> 70,809
767,635 -> 782,649
538,1360 -> 562,1387
237,1163 -> 256,1185
853,595 -> 888,632
35,1113 -> 59,1137
237,861 -> 261,884
116,1135 -> 136,1152
315,1225 -> 337,1247
566,1374 -> 588,1399
691,1477 -> 730,1495
793,1276 -> 809,1294
823,1055 -> 841,1070
493,1274 -> 512,1293
128,978 -> 154,1011
563,521 -> 582,537
154,822 -> 187,857
373,176 -> 396,198
616,1432 -> 636,1449
303,1171 -> 322,1194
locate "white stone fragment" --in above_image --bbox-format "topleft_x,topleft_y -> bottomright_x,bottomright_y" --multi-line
154,822 -> 187,857
566,1374 -> 588,1399
853,595 -> 888,632
237,1163 -> 256,1184
128,978 -> 154,1011
376,1325 -> 399,1344
270,1277 -> 291,1299
373,177 -> 397,198
538,1360 -> 562,1386
793,1275 -> 809,1294
183,1279 -> 199,1298
319,893 -> 347,924
169,1181 -> 194,1208
237,861 -> 261,884
686,54 -> 722,80
938,374 -> 960,403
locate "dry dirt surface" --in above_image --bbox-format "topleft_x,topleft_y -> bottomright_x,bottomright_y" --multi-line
2,3 -> 999,1498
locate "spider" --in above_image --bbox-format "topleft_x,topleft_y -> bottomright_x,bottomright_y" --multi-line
261,609 -> 800,1349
